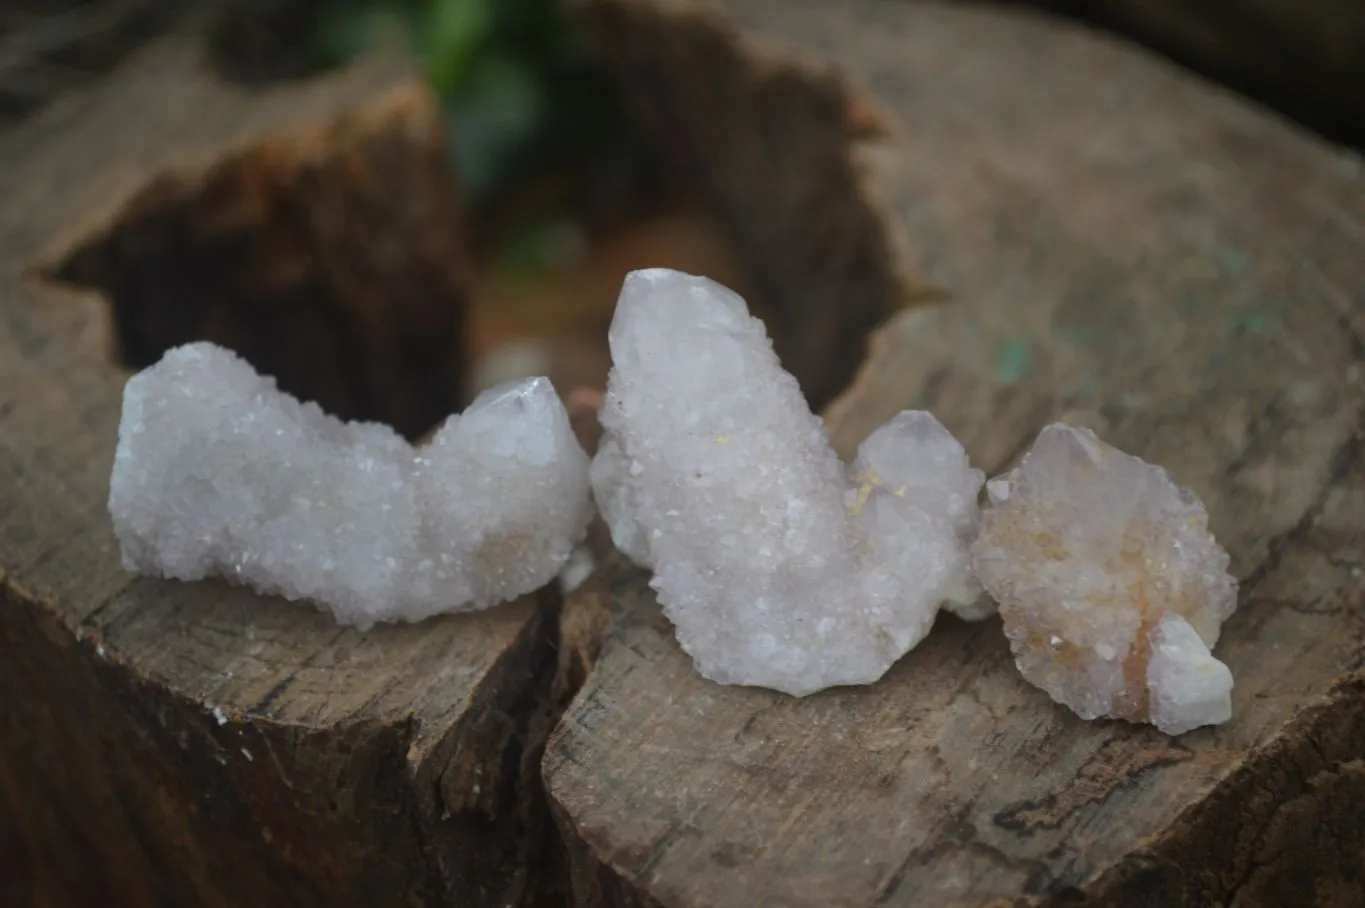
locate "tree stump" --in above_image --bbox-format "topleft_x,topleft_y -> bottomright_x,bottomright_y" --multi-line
545,1 -> 1365,906
0,37 -> 582,908
5,2 -> 1365,907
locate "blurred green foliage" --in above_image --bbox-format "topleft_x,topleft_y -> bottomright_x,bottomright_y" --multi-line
312,0 -> 644,213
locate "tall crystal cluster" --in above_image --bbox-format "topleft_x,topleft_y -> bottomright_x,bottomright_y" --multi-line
109,342 -> 592,628
592,269 -> 985,696
972,424 -> 1238,734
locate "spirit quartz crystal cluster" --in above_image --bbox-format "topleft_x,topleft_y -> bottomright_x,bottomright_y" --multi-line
972,425 -> 1238,734
109,342 -> 592,628
592,269 -> 987,696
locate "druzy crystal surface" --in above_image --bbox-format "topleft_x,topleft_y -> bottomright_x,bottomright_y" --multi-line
109,342 -> 592,628
972,423 -> 1238,734
592,269 -> 985,696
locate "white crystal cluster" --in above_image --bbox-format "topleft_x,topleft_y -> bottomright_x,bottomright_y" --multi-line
109,274 -> 1242,737
592,269 -> 986,696
109,342 -> 592,628
972,424 -> 1238,735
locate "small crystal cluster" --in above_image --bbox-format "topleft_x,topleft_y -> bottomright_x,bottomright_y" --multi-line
109,342 -> 592,628
972,424 -> 1238,735
592,269 -> 986,696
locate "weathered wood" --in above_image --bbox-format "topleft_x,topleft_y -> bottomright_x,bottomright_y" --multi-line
0,37 -> 579,908
44,72 -> 472,440
1025,0 -> 1365,146
546,2 -> 1365,905
564,0 -> 930,411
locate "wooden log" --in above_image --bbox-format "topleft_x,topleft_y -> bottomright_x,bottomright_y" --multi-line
0,37 -> 582,908
545,2 -> 1365,905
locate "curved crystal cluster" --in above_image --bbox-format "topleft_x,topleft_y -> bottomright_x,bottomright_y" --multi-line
972,424 -> 1238,734
109,342 -> 592,628
592,269 -> 985,696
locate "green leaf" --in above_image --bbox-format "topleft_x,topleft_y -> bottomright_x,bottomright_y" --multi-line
416,0 -> 495,95
495,216 -> 586,278
444,53 -> 548,198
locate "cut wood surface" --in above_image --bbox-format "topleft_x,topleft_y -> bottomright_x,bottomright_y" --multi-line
0,39 -> 578,908
547,2 -> 1365,906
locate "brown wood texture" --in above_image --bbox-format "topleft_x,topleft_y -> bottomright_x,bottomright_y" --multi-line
547,1 -> 1365,906
1025,0 -> 1365,145
0,39 -> 582,908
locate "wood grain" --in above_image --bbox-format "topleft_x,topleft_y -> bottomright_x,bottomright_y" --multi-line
0,37 -> 579,908
546,2 -> 1365,905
